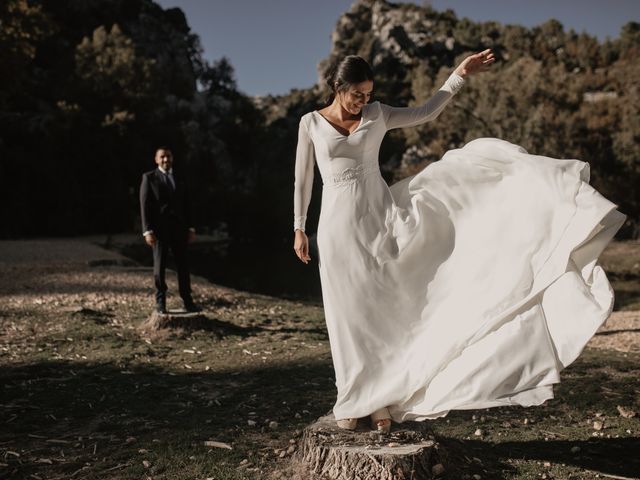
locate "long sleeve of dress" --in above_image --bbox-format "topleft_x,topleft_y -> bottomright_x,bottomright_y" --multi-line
380,72 -> 465,130
293,117 -> 315,232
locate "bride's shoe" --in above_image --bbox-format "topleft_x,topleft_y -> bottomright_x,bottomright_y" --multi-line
336,418 -> 357,430
370,407 -> 392,433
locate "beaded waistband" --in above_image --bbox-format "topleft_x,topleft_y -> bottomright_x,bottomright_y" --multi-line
323,164 -> 380,187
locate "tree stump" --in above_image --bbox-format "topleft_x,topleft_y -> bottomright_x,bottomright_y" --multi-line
139,311 -> 208,330
291,412 -> 444,480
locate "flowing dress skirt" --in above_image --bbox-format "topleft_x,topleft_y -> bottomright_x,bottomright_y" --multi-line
316,137 -> 626,422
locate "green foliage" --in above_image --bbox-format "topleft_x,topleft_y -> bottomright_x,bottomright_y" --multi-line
0,0 -> 264,240
311,0 -> 639,237
1,0 -> 638,240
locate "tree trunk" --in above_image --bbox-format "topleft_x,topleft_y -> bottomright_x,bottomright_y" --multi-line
291,412 -> 445,480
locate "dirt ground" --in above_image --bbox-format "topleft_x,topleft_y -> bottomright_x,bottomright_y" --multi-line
1,238 -> 639,480
1,237 -> 636,352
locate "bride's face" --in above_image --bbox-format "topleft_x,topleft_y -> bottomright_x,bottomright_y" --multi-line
337,80 -> 373,115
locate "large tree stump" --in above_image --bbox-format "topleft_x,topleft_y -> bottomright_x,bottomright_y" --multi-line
291,412 -> 444,480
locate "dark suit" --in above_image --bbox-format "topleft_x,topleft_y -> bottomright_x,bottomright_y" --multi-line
140,168 -> 193,305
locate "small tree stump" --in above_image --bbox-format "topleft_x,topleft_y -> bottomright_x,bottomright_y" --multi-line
139,311 -> 211,331
138,311 -> 247,339
291,412 -> 444,480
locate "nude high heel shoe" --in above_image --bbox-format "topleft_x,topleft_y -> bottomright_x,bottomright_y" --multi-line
336,418 -> 357,430
370,407 -> 391,433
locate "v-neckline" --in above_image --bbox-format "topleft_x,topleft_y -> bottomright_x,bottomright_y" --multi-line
313,107 -> 365,137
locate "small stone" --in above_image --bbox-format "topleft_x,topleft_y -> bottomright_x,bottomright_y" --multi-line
269,421 -> 279,429
570,446 -> 581,454
286,445 -> 295,454
543,461 -> 551,467
473,428 -> 483,436
432,463 -> 445,476
142,460 -> 151,468
473,475 -> 482,480
523,418 -> 529,425
593,421 -> 604,431
125,436 -> 136,444
617,406 -> 636,418
247,420 -> 256,426
387,442 -> 400,447
239,459 -> 249,465
278,450 -> 286,458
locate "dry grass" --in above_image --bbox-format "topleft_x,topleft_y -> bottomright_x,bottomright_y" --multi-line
1,238 -> 638,479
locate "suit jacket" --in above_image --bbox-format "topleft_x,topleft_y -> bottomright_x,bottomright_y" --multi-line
140,168 -> 192,238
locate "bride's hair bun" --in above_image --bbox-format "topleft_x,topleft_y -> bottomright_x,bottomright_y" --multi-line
323,55 -> 374,104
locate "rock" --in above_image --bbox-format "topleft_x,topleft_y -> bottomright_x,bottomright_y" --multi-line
432,463 -> 445,476
269,421 -> 278,429
617,405 -> 637,418
570,446 -> 581,454
593,420 -> 604,431
473,428 -> 483,436
247,420 -> 256,426
142,460 -> 151,468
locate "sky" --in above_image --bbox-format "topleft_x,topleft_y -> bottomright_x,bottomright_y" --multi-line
155,0 -> 640,97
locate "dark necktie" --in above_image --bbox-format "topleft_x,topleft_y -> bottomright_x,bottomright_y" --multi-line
164,172 -> 175,191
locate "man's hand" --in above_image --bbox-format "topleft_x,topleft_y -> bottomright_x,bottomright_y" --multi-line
144,233 -> 157,247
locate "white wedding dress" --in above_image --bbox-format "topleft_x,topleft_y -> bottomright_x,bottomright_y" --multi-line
293,72 -> 626,422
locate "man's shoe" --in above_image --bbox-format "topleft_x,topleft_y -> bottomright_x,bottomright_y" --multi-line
155,302 -> 167,314
184,301 -> 202,313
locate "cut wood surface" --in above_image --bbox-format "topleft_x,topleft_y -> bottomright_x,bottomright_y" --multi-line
291,412 -> 444,480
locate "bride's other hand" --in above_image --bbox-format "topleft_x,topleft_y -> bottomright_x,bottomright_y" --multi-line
454,48 -> 495,78
294,230 -> 311,264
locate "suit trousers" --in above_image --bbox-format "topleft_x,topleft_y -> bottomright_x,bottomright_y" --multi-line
152,228 -> 192,304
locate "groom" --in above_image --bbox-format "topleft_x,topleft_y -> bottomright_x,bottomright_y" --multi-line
139,146 -> 201,313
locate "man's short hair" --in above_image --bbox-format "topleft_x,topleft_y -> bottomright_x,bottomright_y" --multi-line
156,146 -> 172,154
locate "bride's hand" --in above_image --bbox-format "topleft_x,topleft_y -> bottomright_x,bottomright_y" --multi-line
294,230 -> 311,264
454,48 -> 495,77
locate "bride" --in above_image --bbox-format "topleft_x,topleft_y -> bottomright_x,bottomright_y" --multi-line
292,51 -> 625,433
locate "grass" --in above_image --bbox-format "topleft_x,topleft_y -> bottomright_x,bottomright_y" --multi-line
1,239 -> 639,479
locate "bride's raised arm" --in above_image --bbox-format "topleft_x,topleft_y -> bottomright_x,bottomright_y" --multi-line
380,48 -> 494,130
